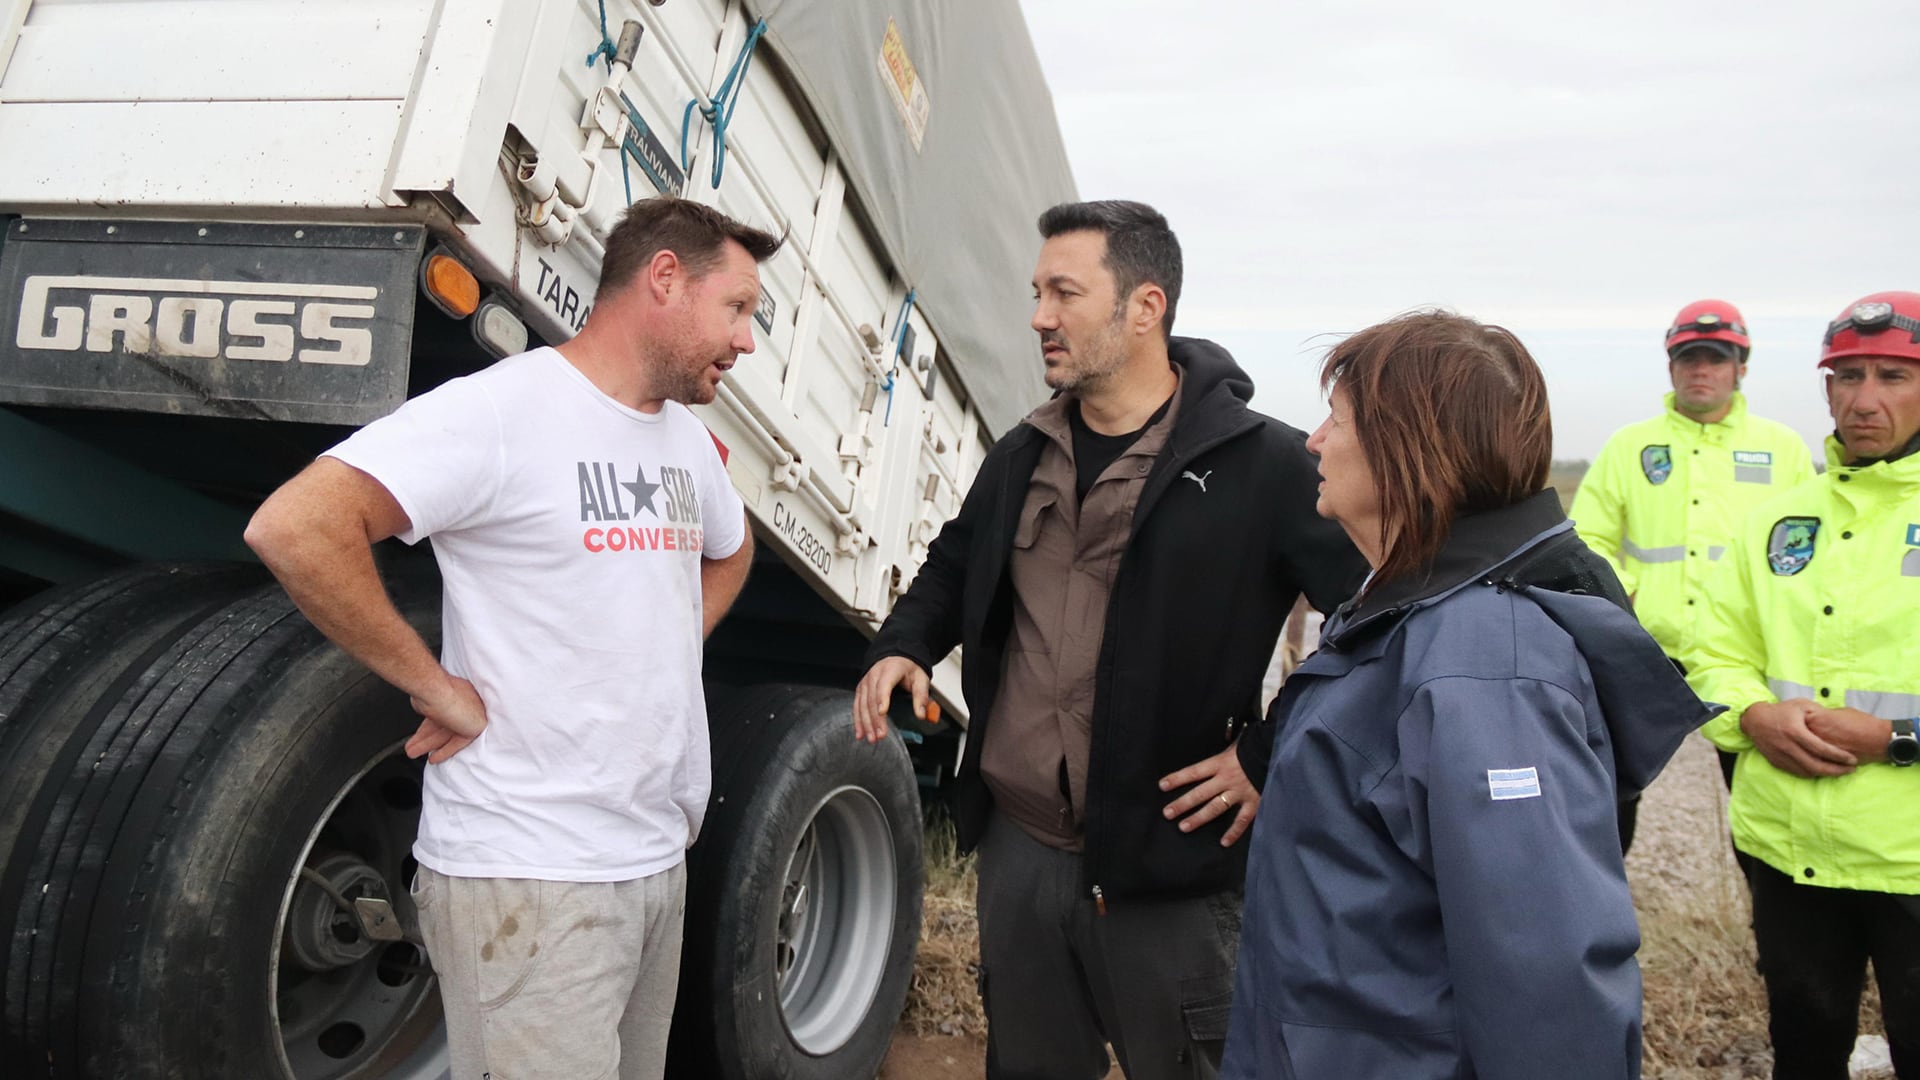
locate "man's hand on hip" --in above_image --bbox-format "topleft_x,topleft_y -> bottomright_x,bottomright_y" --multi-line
852,656 -> 930,744
1159,743 -> 1260,846
1740,698 -> 1856,778
405,675 -> 488,763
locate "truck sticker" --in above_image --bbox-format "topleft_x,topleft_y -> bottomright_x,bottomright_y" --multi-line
14,274 -> 377,365
772,500 -> 833,575
535,257 -> 591,333
754,285 -> 776,334
619,93 -> 688,196
876,19 -> 930,152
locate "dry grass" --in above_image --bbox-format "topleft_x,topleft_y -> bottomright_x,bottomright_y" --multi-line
900,820 -> 986,1039
1637,904 -> 1889,1078
1636,883 -> 1887,1079
1638,889 -> 1773,1077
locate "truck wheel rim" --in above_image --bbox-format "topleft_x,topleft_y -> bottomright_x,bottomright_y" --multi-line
774,784 -> 896,1055
269,745 -> 448,1079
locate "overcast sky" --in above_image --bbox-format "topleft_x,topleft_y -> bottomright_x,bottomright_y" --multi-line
1017,1 -> 1920,459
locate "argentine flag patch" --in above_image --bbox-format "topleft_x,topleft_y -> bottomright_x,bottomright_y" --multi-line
1487,767 -> 1542,801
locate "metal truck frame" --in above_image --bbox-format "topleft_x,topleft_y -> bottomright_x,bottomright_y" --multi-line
0,1 -> 1077,1076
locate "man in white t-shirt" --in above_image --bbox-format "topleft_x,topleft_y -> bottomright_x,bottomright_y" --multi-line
245,197 -> 779,1080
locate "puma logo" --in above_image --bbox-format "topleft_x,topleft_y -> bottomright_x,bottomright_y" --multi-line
1181,469 -> 1212,493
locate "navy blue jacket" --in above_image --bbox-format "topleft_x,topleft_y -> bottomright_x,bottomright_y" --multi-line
1222,491 -> 1714,1080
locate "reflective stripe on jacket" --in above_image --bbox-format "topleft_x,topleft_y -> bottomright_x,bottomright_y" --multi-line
1570,392 -> 1814,657
1685,437 -> 1920,895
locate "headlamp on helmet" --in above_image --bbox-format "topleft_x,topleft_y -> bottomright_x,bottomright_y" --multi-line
1665,299 -> 1752,359
1819,292 -> 1920,366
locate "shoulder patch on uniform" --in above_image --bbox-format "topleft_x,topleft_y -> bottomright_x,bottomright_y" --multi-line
1487,767 -> 1542,801
1640,445 -> 1672,485
1767,516 -> 1819,576
1733,450 -> 1772,466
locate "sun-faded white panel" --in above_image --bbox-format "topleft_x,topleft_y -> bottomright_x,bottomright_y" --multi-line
705,147 -> 823,392
824,211 -> 894,335
386,0 -> 532,211
0,101 -> 406,208
1,4 -> 30,95
3,0 -> 434,103
708,50 -> 827,380
712,34 -> 828,234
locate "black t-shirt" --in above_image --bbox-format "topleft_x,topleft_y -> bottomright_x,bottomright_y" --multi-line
1068,396 -> 1172,503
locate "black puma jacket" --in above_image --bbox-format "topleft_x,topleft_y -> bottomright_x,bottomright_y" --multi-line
866,337 -> 1366,900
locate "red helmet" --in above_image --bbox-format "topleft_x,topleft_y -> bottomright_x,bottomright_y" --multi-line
1820,291 -> 1920,367
1665,299 -> 1751,360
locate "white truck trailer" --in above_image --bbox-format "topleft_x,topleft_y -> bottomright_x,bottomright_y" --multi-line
0,1 -> 1077,1075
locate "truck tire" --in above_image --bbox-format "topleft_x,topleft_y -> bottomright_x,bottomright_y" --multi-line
0,564 -> 266,955
0,562 -> 261,767
0,575 -> 447,1080
671,683 -> 923,1080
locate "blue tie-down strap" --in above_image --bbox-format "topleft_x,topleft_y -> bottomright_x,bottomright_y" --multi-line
883,289 -> 918,426
585,0 -> 617,69
681,18 -> 769,189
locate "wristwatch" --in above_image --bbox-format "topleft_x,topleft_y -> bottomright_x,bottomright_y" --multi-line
1890,718 -> 1920,767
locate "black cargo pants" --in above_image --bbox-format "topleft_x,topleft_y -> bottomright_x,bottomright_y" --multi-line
1748,862 -> 1920,1080
975,811 -> 1239,1080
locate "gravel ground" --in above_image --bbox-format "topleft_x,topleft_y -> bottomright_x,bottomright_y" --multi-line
1625,733 -> 1745,911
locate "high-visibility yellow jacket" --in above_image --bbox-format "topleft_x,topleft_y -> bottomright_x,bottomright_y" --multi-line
1571,393 -> 1813,657
1687,438 -> 1920,895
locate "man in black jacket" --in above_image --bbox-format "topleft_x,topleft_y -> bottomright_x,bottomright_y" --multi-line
851,201 -> 1364,1080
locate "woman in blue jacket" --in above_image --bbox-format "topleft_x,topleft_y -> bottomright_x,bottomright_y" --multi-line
1221,312 -> 1713,1080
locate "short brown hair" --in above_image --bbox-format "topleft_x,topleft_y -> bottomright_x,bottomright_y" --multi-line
1320,310 -> 1552,586
598,196 -> 783,297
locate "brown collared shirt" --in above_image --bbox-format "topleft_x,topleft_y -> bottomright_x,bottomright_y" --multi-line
980,377 -> 1183,851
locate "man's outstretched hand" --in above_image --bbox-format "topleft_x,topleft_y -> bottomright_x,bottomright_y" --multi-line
852,656 -> 931,743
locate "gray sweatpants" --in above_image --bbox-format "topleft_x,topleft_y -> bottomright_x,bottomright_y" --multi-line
975,812 -> 1241,1080
411,862 -> 686,1080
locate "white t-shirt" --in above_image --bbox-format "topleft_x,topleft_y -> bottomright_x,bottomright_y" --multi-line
325,347 -> 746,882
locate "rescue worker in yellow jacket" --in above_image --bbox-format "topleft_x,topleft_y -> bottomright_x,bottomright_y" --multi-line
1685,290 -> 1920,1079
1570,299 -> 1813,852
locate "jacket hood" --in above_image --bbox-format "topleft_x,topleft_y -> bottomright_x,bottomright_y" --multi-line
1325,490 -> 1571,638
1169,335 -> 1255,406
1164,336 -> 1261,456
1325,490 -> 1717,795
